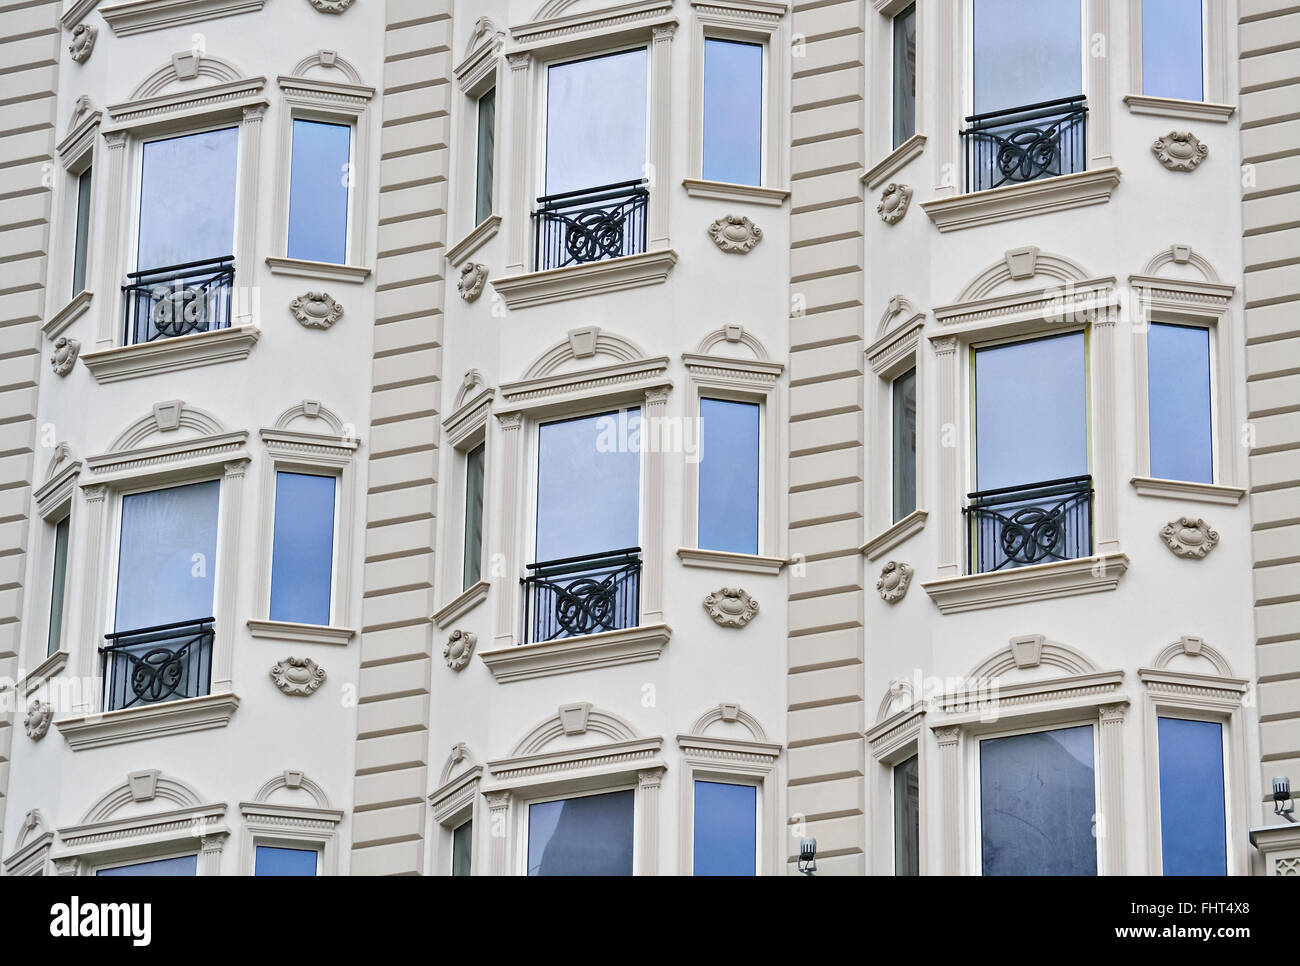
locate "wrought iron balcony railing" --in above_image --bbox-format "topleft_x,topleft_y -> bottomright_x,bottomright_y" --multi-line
100,617 -> 214,712
965,475 -> 1093,574
122,256 -> 235,346
533,180 -> 648,271
522,548 -> 641,644
962,95 -> 1087,192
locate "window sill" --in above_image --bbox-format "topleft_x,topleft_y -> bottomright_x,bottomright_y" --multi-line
23,649 -> 69,697
681,179 -> 790,207
246,619 -> 355,645
861,508 -> 928,561
862,133 -> 927,189
478,623 -> 671,683
100,0 -> 266,36
676,547 -> 785,575
446,215 -> 501,268
81,325 -> 261,384
492,249 -> 678,310
1122,94 -> 1236,123
920,552 -> 1129,614
919,166 -> 1122,233
264,256 -> 372,284
433,579 -> 490,628
1130,476 -> 1245,505
56,692 -> 241,751
43,290 -> 93,340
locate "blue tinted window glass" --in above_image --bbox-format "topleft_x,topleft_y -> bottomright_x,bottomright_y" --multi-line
973,0 -> 1081,113
255,845 -> 318,876
693,781 -> 756,875
287,119 -> 351,264
1158,717 -> 1226,875
545,49 -> 647,194
536,410 -> 640,561
703,39 -> 763,185
137,128 -> 237,270
980,725 -> 1096,875
270,472 -> 336,626
698,398 -> 759,555
975,332 -> 1087,490
116,481 -> 219,632
1143,0 -> 1203,101
528,790 -> 634,875
1148,322 -> 1213,483
98,854 -> 197,876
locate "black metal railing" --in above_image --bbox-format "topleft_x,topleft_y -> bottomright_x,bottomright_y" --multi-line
122,256 -> 235,346
965,475 -> 1093,574
533,181 -> 648,271
522,548 -> 641,644
100,617 -> 214,712
962,95 -> 1087,192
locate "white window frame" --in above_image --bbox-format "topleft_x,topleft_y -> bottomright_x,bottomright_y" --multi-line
428,744 -> 483,876
435,377 -> 493,627
517,784 -> 640,877
92,848 -> 201,877
239,770 -> 343,876
963,0 -> 1088,123
45,97 -> 102,340
267,62 -> 376,284
867,689 -> 926,875
1125,0 -> 1234,120
449,17 -> 504,264
684,0 -> 790,205
26,446 -> 82,688
248,402 -> 360,645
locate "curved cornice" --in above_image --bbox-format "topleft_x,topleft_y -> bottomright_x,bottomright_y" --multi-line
957,247 -> 1093,303
250,770 -> 332,809
966,635 -> 1100,682
685,703 -> 770,743
80,770 -> 206,824
692,324 -> 771,361
109,400 -> 230,452
289,49 -> 364,86
130,53 -> 246,101
510,702 -> 641,757
520,326 -> 649,380
1141,244 -> 1220,282
1151,635 -> 1234,677
875,678 -> 917,723
272,400 -> 346,436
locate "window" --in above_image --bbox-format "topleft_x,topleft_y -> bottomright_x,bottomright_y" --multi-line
1142,0 -> 1203,101
1148,322 -> 1212,483
891,368 -> 916,523
527,789 -> 634,876
269,472 -> 337,626
544,49 -> 647,195
893,754 -> 919,875
475,89 -> 495,225
693,780 -> 756,876
462,443 -> 485,590
136,128 -> 238,272
254,845 -> 319,876
979,725 -> 1097,875
702,38 -> 763,185
287,119 -> 352,265
47,516 -> 70,658
452,820 -> 473,876
892,4 -> 916,148
1157,717 -> 1227,875
72,167 -> 92,296
97,854 -> 198,876
698,398 -> 759,555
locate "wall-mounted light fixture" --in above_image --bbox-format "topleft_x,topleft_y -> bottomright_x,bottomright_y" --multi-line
1274,776 -> 1294,821
798,837 -> 817,876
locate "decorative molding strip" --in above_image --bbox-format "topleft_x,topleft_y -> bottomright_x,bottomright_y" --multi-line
935,671 -> 1126,721
446,215 -> 502,268
56,693 -> 240,751
682,179 -> 788,206
478,623 -> 671,683
22,649 -> 69,698
866,314 -> 925,374
487,736 -> 665,786
80,326 -> 261,384
676,547 -> 785,574
428,764 -> 483,825
1130,477 -> 1246,505
43,290 -> 93,340
861,508 -> 927,560
99,0 -> 265,36
921,553 -> 1130,614
265,256 -> 371,284
433,580 -> 490,627
106,75 -> 268,130
61,0 -> 101,29
85,430 -> 249,480
510,0 -> 675,50
920,167 -> 1122,233
491,249 -> 677,309
246,620 -> 355,645
498,355 -> 671,413
1122,94 -> 1236,123
866,706 -> 925,761
863,133 -> 927,189
933,277 -> 1118,331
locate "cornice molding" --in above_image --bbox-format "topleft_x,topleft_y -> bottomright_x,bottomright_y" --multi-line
861,508 -> 927,560
478,623 -> 671,683
862,133 -> 927,189
681,178 -> 789,206
81,326 -> 260,383
1122,94 -> 1236,123
56,693 -> 240,751
491,249 -> 677,309
921,552 -> 1130,614
920,167 -> 1122,233
99,0 -> 265,36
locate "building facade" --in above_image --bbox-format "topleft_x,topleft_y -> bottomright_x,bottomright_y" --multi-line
0,0 -> 1295,876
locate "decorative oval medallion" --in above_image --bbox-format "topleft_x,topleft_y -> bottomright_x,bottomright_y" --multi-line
68,23 -> 97,63
50,336 -> 80,376
457,262 -> 488,302
1160,516 -> 1220,559
24,699 -> 52,741
1152,131 -> 1208,171
308,0 -> 354,11
289,291 -> 344,329
443,629 -> 477,670
703,587 -> 759,628
877,182 -> 913,224
876,560 -> 914,603
707,215 -> 763,254
270,656 -> 326,695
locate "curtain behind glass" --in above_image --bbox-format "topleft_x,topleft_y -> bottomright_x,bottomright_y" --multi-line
527,790 -> 634,875
137,128 -> 237,270
545,49 -> 648,195
973,0 -> 1081,114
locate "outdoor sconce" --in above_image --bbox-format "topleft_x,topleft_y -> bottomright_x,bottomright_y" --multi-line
798,837 -> 817,876
1274,776 -> 1295,821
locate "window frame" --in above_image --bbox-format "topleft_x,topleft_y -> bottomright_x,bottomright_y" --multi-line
518,784 -> 640,877
268,469 -> 342,627
690,777 -> 761,876
890,2 -> 918,151
429,746 -> 483,877
449,19 -> 504,264
28,446 -> 81,684
93,849 -> 200,877
252,843 -> 321,877
964,0 -> 1089,122
891,752 -> 921,875
1126,0 -> 1234,117
47,97 -> 101,338
867,696 -> 926,875
1153,712 -> 1230,875
285,118 -> 356,266
435,378 -> 494,627
238,770 -> 343,876
890,365 -> 918,525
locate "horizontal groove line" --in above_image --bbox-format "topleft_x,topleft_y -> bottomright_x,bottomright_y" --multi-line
789,619 -> 861,638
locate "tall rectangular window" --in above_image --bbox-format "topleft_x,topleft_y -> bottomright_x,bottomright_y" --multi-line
463,443 -> 485,590
698,398 -> 759,555
693,781 -> 757,876
973,0 -> 1081,113
72,167 -> 92,295
452,819 -> 473,876
270,472 -> 336,626
47,516 -> 70,658
287,119 -> 351,265
893,754 -> 920,875
703,38 -> 763,185
97,854 -> 198,876
1158,717 -> 1227,875
891,368 -> 917,523
545,48 -> 648,194
979,725 -> 1097,876
137,128 -> 238,271
475,89 -> 495,225
255,845 -> 319,876
1148,322 -> 1213,483
1142,0 -> 1203,101
527,790 -> 634,875
892,4 -> 917,148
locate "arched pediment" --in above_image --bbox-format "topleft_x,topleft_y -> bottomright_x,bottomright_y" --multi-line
464,16 -> 505,57
289,49 -> 365,86
15,809 -> 49,851
249,770 -> 333,810
108,400 -> 231,453
520,326 -> 649,380
966,634 -> 1100,683
956,247 -> 1093,303
439,742 -> 480,786
876,678 -> 917,723
80,770 -> 206,824
272,399 -> 346,437
1150,635 -> 1234,677
875,294 -> 925,340
692,324 -> 770,361
510,702 -> 641,757
45,442 -> 78,482
129,52 -> 247,101
1140,244 -> 1220,283
685,703 -> 770,743
453,369 -> 490,411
